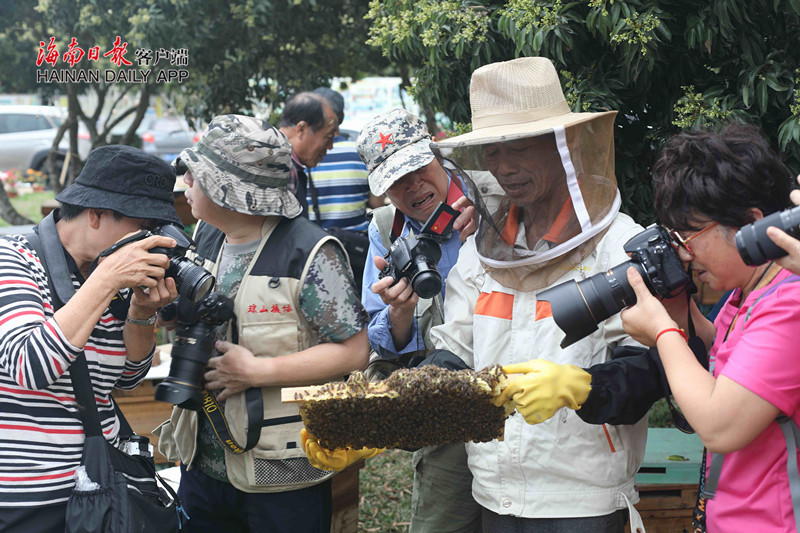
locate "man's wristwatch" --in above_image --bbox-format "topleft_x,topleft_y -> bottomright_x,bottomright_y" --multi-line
126,313 -> 158,326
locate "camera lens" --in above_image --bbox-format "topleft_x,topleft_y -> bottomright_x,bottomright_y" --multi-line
167,257 -> 215,303
155,321 -> 216,410
735,205 -> 800,266
412,270 -> 442,299
538,261 -> 640,348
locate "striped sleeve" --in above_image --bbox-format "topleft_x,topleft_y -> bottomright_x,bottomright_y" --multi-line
0,235 -> 148,507
0,238 -> 82,390
116,347 -> 155,390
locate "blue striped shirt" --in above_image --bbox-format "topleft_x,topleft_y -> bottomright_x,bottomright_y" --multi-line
307,139 -> 371,231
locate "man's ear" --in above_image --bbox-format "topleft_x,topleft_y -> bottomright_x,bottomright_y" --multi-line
87,208 -> 105,229
745,207 -> 764,224
296,120 -> 310,140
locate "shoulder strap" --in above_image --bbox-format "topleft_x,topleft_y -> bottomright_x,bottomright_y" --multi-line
307,170 -> 323,224
24,220 -> 117,437
371,204 -> 397,250
33,213 -> 77,308
703,416 -> 800,532
743,274 -> 800,325
778,415 -> 800,532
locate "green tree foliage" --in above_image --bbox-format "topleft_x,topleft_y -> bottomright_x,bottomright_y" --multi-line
0,0 -> 383,188
173,0 -> 387,122
366,0 -> 800,225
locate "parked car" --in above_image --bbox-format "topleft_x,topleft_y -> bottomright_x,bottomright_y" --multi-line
0,105 -> 91,178
137,116 -> 200,162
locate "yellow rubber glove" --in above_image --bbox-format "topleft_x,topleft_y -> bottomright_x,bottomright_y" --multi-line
300,428 -> 384,471
492,359 -> 591,425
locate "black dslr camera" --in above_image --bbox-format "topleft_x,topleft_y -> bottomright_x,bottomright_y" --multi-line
155,293 -> 235,410
148,224 -> 215,303
379,202 -> 460,299
735,204 -> 800,266
538,225 -> 692,348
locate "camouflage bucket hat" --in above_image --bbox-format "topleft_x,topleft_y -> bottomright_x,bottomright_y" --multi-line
356,108 -> 435,196
179,114 -> 300,218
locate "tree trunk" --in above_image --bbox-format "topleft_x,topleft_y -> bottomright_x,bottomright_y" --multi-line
0,189 -> 34,226
120,85 -> 151,146
65,85 -> 81,188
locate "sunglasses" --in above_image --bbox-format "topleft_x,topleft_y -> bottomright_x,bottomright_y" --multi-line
666,221 -> 720,255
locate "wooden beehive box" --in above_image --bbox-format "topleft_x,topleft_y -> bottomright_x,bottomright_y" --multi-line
627,428 -> 703,533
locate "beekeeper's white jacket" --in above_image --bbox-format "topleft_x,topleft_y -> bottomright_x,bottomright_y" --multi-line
430,212 -> 649,519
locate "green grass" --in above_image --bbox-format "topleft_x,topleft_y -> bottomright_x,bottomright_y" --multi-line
359,450 -> 413,532
0,191 -> 55,226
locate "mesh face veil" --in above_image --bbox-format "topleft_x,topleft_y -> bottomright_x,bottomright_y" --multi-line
432,112 -> 621,291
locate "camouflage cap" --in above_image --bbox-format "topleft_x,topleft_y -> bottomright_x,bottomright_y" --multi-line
356,108 -> 435,196
179,114 -> 300,218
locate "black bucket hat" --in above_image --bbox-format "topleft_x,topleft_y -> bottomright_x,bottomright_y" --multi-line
55,145 -> 181,226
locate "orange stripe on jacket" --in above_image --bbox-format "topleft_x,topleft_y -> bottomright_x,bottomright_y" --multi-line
474,291 -> 514,320
602,424 -> 617,453
535,300 -> 552,321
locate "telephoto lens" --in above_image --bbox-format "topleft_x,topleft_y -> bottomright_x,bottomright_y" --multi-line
538,225 -> 691,348
735,204 -> 800,266
155,293 -> 235,410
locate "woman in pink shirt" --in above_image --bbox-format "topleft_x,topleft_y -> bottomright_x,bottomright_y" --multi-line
621,123 -> 800,532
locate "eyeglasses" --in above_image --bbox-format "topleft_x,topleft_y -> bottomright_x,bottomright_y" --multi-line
666,221 -> 720,255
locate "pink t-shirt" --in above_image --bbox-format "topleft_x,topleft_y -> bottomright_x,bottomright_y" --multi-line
708,268 -> 800,532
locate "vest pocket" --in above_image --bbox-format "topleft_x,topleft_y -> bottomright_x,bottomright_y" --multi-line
247,421 -> 330,487
240,319 -> 299,357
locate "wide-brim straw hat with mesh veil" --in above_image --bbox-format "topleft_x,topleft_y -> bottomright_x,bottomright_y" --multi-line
179,114 -> 301,219
432,57 -> 622,291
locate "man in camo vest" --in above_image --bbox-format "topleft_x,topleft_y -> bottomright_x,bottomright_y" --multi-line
155,114 -> 369,533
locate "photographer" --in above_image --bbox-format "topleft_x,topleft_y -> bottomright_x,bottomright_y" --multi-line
0,145 -> 180,532
301,109 -> 480,532
619,123 -> 800,532
360,109 -> 481,533
428,57 -> 648,531
154,115 -> 369,533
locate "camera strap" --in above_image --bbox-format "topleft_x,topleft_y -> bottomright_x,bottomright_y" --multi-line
192,312 -> 264,455
29,212 -> 79,309
197,386 -> 264,454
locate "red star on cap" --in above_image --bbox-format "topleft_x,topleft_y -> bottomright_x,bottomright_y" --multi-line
375,132 -> 394,151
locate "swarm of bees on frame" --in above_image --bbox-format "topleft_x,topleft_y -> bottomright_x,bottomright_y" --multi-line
296,364 -> 515,450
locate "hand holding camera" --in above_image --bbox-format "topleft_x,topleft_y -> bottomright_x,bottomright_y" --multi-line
93,232 -> 177,294
764,176 -> 800,276
619,267 -> 681,347
371,254 -> 420,311
377,201 -> 460,300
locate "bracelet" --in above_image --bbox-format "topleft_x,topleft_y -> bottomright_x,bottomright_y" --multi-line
656,327 -> 687,343
126,313 -> 157,326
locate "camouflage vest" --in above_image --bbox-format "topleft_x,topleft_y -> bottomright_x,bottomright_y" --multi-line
155,216 -> 342,493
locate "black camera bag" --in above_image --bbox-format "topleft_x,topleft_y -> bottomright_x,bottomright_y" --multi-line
64,354 -> 183,533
